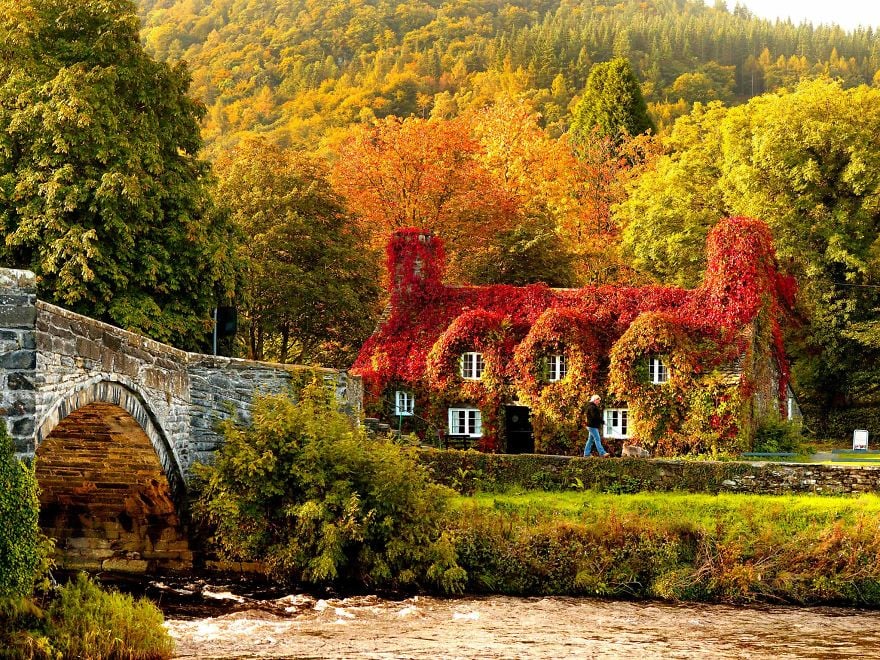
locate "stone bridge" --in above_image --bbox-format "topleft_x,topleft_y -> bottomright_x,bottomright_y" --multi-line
0,268 -> 361,572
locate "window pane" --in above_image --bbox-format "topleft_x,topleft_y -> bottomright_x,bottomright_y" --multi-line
559,354 -> 567,378
461,354 -> 472,379
450,409 -> 466,434
475,353 -> 484,378
471,410 -> 482,436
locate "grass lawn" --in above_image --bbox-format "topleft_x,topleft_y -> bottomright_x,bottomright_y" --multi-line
456,489 -> 880,536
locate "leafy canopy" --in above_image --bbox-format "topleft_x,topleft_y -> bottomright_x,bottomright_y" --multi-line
0,0 -> 237,348
214,138 -> 380,367
617,79 -> 880,421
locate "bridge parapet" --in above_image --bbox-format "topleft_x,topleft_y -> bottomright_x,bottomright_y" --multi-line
0,269 -> 38,455
0,268 -> 362,480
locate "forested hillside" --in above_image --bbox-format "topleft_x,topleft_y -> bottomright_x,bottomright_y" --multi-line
127,0 -> 880,433
136,0 -> 880,152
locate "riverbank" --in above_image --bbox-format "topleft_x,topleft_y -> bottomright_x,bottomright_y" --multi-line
445,490 -> 880,605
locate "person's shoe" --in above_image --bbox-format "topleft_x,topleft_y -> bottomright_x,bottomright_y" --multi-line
601,452 -> 611,458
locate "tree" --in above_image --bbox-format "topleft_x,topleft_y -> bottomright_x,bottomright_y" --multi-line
569,58 -> 656,145
0,0 -> 236,348
617,101 -> 729,287
214,138 -> 380,367
563,126 -> 662,284
332,115 -> 503,282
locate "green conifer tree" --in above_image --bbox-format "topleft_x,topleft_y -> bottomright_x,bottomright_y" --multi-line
569,57 -> 656,145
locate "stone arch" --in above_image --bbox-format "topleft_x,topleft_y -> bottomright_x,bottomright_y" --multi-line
36,377 -> 185,501
34,378 -> 192,572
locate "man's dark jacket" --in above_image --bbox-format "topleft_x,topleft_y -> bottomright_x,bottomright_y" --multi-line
586,402 -> 602,429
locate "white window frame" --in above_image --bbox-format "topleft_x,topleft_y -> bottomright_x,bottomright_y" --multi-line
649,356 -> 668,384
448,408 -> 482,437
548,354 -> 567,382
604,408 -> 630,439
460,352 -> 485,380
395,390 -> 414,416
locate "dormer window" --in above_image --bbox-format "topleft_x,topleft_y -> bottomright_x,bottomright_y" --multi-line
460,352 -> 485,380
395,390 -> 414,416
548,354 -> 567,382
649,357 -> 668,384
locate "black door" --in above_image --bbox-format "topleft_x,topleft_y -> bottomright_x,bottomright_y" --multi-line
505,406 -> 534,454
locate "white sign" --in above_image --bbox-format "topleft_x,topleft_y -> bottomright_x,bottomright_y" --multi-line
853,429 -> 869,451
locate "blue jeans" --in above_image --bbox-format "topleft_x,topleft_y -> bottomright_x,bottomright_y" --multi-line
583,427 -> 608,457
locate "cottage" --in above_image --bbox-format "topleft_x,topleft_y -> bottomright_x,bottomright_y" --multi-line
352,217 -> 798,456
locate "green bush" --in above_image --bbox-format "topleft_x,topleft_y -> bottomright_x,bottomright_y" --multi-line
0,429 -> 50,599
753,415 -> 803,453
46,574 -> 173,660
195,382 -> 466,592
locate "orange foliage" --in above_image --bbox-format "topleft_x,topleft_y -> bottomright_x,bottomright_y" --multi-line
331,115 -> 502,279
560,128 -> 663,284
332,101 -> 661,287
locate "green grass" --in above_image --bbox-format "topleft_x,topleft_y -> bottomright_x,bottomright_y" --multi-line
457,490 -> 880,537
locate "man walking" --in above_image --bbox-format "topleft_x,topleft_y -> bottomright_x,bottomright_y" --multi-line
584,394 -> 610,457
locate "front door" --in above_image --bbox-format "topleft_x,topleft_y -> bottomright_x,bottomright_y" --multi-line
505,405 -> 534,454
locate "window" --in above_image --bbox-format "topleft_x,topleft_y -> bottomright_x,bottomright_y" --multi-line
460,352 -> 485,380
448,408 -> 482,437
395,390 -> 414,416
604,409 -> 630,439
649,357 -> 668,384
548,354 -> 567,382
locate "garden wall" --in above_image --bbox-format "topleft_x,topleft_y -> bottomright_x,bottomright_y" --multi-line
418,449 -> 880,495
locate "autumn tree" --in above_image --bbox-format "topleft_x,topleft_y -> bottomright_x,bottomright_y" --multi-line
215,139 -> 380,367
561,127 -> 661,285
0,0 -> 236,348
570,58 -> 655,146
466,99 -> 577,286
332,115 -> 501,282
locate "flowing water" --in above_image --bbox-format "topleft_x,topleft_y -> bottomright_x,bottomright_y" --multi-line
146,580 -> 880,659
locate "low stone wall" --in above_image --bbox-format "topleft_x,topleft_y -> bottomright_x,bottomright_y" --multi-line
419,449 -> 880,496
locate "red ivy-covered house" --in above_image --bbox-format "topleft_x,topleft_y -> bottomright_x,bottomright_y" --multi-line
352,217 -> 798,456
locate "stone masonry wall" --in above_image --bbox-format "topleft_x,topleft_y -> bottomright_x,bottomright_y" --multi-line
0,270 -> 37,455
0,268 -> 361,483
187,357 -> 362,468
420,449 -> 880,496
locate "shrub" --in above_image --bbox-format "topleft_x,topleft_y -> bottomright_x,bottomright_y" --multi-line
449,492 -> 880,605
0,597 -> 54,660
195,381 -> 466,593
0,429 -> 50,599
46,574 -> 173,660
754,415 -> 803,453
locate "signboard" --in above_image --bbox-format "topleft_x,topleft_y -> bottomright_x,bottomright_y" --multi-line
853,429 -> 869,451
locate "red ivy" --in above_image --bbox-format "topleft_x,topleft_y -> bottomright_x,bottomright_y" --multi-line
352,217 -> 796,452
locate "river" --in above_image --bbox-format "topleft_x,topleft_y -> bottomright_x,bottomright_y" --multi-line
151,581 -> 880,659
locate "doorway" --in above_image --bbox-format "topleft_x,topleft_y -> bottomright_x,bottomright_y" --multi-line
504,405 -> 534,454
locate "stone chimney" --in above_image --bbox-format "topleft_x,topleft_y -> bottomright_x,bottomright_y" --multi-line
387,229 -> 445,309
